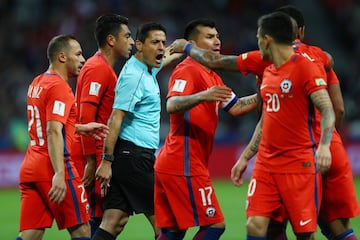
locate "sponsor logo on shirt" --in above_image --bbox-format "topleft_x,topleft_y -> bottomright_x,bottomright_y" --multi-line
89,82 -> 101,96
172,79 -> 187,92
52,100 -> 65,116
280,79 -> 292,93
315,78 -> 326,86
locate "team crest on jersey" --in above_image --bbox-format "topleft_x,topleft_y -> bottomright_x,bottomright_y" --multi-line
86,203 -> 90,214
280,79 -> 292,93
205,207 -> 216,218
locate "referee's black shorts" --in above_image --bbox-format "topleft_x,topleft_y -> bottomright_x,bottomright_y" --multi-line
103,138 -> 156,215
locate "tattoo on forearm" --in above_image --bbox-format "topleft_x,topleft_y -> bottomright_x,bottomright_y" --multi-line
238,96 -> 257,107
191,47 -> 219,66
191,47 -> 239,71
173,97 -> 199,113
320,108 -> 334,145
311,89 -> 335,145
250,129 -> 261,153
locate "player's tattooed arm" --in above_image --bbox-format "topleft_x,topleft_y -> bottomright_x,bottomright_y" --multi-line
310,88 -> 335,173
167,85 -> 232,113
310,89 -> 335,145
189,46 -> 240,72
169,39 -> 239,71
228,93 -> 258,117
245,116 -> 263,159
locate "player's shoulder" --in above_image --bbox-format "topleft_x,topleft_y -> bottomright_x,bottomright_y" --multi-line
35,73 -> 66,87
172,57 -> 203,77
80,61 -> 112,79
239,50 -> 262,60
292,54 -> 321,71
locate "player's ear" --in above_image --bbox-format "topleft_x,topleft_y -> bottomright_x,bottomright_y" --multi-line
58,51 -> 66,63
298,26 -> 305,40
106,34 -> 116,47
264,35 -> 272,49
135,39 -> 143,52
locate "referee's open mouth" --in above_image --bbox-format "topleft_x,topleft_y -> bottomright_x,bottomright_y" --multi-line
155,53 -> 164,64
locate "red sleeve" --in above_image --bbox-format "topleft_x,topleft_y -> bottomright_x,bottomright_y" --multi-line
79,67 -> 111,105
46,79 -> 73,124
237,50 -> 272,78
327,69 -> 340,85
167,62 -> 199,98
317,48 -> 332,71
303,59 -> 328,95
79,102 -> 98,155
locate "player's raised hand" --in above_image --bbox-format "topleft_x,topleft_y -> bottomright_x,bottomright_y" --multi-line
201,85 -> 233,102
169,39 -> 189,54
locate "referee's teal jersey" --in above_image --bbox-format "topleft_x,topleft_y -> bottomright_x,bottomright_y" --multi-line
113,55 -> 162,149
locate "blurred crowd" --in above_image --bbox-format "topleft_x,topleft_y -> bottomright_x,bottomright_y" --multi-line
0,0 -> 359,151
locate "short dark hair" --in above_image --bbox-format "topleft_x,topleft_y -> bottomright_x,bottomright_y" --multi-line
258,12 -> 294,45
47,34 -> 77,63
95,13 -> 129,48
135,22 -> 166,43
276,5 -> 304,28
183,18 -> 216,40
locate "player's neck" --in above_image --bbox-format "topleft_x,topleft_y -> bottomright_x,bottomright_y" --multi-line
99,48 -> 117,67
271,45 -> 294,68
47,65 -> 68,81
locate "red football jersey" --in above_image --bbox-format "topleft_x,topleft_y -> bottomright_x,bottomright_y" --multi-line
155,57 -> 228,176
257,54 -> 327,173
236,50 -> 272,82
73,52 -> 117,156
20,72 -> 79,182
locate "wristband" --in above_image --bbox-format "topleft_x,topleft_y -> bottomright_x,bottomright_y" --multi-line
184,42 -> 193,55
102,153 -> 114,162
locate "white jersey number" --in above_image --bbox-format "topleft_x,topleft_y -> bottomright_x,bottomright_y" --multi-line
265,93 -> 280,112
78,184 -> 88,203
199,186 -> 213,206
27,105 -> 45,146
248,178 -> 257,196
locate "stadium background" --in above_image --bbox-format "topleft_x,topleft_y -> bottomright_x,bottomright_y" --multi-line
0,0 -> 359,182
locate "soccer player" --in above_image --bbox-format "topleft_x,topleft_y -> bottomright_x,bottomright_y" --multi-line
71,13 -> 134,236
17,35 -> 109,240
154,19 -> 258,240
91,22 -> 181,240
169,7 -> 360,240
276,6 -> 360,240
237,12 -> 334,239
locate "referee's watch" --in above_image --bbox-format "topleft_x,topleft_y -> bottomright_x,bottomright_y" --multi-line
102,153 -> 114,162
